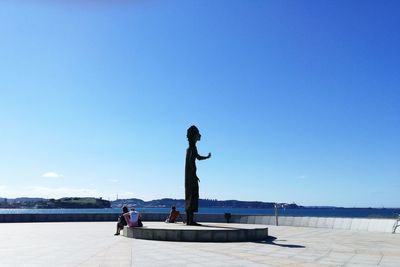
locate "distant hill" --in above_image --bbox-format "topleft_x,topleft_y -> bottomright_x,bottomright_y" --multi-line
0,197 -> 110,209
38,197 -> 111,208
5,197 -> 47,203
111,198 -> 300,209
0,197 -> 299,209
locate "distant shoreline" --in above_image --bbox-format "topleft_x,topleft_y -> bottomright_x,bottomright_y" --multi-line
0,207 -> 399,218
1,197 -> 399,210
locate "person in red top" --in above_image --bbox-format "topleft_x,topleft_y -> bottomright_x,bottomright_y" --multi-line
165,206 -> 182,223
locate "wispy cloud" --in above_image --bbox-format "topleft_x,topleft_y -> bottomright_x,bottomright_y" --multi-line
28,186 -> 101,198
108,178 -> 119,183
0,185 -> 102,199
296,175 -> 307,180
42,172 -> 63,178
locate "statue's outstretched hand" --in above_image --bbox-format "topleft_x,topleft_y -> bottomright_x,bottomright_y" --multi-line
207,153 -> 211,159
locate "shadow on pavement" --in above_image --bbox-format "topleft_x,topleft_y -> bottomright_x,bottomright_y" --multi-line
256,236 -> 305,248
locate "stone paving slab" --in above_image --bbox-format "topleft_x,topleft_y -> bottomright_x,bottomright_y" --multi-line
0,222 -> 399,266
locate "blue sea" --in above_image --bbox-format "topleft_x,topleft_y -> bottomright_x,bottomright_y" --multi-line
0,207 -> 399,218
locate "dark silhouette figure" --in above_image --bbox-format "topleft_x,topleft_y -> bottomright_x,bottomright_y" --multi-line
114,206 -> 129,235
185,125 -> 211,225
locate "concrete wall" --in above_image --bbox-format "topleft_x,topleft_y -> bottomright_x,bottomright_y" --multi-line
0,213 -> 120,223
0,213 -> 398,233
228,215 -> 398,233
145,213 -> 398,233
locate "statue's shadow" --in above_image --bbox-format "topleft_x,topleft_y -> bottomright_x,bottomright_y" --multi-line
181,224 -> 305,247
256,236 -> 305,248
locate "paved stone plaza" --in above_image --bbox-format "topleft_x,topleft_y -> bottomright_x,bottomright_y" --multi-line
0,222 -> 399,266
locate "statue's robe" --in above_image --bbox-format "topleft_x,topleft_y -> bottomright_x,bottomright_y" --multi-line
185,145 -> 199,213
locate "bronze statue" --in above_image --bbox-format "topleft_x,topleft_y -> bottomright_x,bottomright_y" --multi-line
185,125 -> 211,225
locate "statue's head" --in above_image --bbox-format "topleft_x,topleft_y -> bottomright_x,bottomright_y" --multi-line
187,125 -> 201,143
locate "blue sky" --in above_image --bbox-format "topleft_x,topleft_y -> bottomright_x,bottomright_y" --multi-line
0,1 -> 399,207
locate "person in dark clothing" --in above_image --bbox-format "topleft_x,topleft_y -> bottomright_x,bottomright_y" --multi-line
185,125 -> 211,225
114,206 -> 129,235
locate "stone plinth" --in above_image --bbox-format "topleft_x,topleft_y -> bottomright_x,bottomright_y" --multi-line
123,222 -> 268,242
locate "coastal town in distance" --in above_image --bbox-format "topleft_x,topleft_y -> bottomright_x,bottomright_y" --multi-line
0,197 -> 298,209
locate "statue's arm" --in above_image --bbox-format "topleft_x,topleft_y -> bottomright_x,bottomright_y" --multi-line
196,152 -> 211,160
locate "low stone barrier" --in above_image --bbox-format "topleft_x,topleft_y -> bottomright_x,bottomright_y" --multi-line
140,214 -> 399,233
0,213 -> 398,233
228,215 -> 398,233
0,213 -> 120,223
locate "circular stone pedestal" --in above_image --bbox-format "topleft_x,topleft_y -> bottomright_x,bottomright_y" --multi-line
123,222 -> 268,242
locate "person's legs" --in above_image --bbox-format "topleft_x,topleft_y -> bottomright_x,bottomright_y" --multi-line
115,223 -> 120,235
115,223 -> 123,235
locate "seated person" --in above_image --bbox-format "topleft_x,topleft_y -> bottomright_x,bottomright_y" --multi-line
165,206 -> 182,223
114,206 -> 129,235
123,208 -> 143,227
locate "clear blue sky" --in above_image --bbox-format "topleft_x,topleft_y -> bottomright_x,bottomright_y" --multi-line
1,1 -> 399,207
